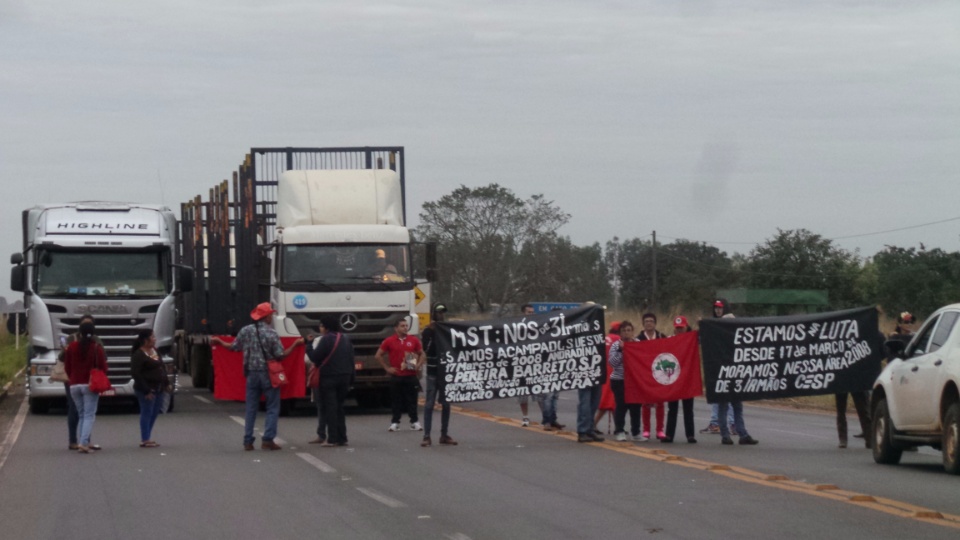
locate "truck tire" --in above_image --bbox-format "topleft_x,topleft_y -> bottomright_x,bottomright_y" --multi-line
190,344 -> 210,389
943,402 -> 960,475
872,398 -> 903,465
355,391 -> 381,409
29,397 -> 50,415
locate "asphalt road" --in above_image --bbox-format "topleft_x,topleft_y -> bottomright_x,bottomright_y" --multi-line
0,377 -> 958,540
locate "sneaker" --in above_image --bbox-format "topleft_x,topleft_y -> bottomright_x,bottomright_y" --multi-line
642,430 -> 650,439
388,423 -> 400,432
439,435 -> 458,445
411,422 -> 423,431
421,437 -> 432,447
700,423 -> 720,434
721,437 -> 734,445
739,436 -> 759,445
521,417 -> 530,427
656,430 -> 666,440
632,433 -> 649,442
615,432 -> 627,442
577,434 -> 594,443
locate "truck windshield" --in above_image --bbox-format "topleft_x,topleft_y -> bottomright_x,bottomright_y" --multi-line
35,249 -> 170,297
281,244 -> 411,288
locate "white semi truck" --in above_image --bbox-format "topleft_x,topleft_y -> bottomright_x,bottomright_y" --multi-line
10,202 -> 192,414
177,147 -> 435,409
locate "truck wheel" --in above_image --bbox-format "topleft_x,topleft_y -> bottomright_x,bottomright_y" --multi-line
355,391 -> 381,409
29,398 -> 50,415
943,403 -> 960,475
872,398 -> 903,465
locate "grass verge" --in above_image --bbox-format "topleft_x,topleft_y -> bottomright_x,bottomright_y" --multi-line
0,333 -> 28,389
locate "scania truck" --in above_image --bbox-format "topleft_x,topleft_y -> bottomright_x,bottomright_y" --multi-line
10,202 -> 192,414
176,147 -> 435,409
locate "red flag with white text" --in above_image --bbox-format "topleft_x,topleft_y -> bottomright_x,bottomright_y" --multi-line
623,331 -> 702,403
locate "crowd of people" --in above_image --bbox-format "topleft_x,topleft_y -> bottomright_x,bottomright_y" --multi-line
59,299 -> 912,454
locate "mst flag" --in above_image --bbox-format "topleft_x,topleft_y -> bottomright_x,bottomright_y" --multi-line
623,331 -> 703,404
699,306 -> 884,402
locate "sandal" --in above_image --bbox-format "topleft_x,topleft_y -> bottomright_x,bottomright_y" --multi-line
139,441 -> 160,448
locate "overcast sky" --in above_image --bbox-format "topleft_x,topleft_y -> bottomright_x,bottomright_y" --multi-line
1,0 -> 958,301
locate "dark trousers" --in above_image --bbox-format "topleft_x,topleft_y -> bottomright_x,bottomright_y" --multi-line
321,375 -> 351,445
312,387 -> 327,439
610,379 -> 641,436
835,391 -> 871,443
390,375 -> 419,424
65,383 -> 79,445
423,375 -> 450,437
666,398 -> 695,440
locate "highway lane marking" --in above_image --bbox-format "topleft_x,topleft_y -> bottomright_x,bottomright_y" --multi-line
357,487 -> 407,508
296,452 -> 336,473
0,397 -> 29,473
193,396 -> 212,404
229,415 -> 287,446
444,534 -> 473,540
451,405 -> 960,531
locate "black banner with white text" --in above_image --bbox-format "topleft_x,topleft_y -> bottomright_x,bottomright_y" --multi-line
435,305 -> 606,403
700,307 -> 884,402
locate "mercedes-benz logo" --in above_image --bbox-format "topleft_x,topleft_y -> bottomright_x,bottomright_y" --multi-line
340,313 -> 358,332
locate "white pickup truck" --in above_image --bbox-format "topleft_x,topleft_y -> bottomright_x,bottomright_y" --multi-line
871,303 -> 960,474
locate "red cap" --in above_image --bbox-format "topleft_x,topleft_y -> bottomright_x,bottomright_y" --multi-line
250,302 -> 276,321
674,316 -> 688,328
714,300 -> 724,307
610,321 -> 622,332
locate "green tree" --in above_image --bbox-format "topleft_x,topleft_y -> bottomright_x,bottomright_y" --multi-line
744,229 -> 863,311
872,246 -> 960,319
415,184 -> 570,314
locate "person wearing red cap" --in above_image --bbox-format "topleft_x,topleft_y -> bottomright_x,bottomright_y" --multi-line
211,302 -> 304,451
663,316 -> 696,443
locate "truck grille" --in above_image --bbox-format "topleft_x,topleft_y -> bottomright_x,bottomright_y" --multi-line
58,316 -> 151,384
288,311 -> 409,357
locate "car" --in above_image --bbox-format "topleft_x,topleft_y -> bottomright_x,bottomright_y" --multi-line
870,303 -> 960,474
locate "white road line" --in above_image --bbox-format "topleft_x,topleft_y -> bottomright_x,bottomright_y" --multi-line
193,395 -> 212,404
296,452 -> 336,473
445,534 -> 473,540
0,397 -> 29,472
356,487 -> 407,508
229,415 -> 286,445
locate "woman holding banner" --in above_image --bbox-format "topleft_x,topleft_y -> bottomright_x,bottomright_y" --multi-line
607,321 -> 642,442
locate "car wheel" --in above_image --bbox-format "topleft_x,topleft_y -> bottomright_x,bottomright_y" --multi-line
872,398 -> 903,465
943,402 -> 960,475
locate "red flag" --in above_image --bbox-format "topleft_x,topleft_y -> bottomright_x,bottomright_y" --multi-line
212,336 -> 306,400
623,331 -> 702,403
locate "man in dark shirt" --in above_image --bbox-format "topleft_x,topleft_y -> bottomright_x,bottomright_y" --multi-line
419,303 -> 458,447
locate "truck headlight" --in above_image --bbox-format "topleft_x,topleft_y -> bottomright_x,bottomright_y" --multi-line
34,365 -> 54,376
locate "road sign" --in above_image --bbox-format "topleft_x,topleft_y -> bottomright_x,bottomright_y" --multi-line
414,286 -> 426,305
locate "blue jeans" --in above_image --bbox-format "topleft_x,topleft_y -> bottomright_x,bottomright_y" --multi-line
709,402 -> 735,425
717,400 -> 749,439
423,375 -> 450,437
69,384 -> 99,446
244,370 -> 280,445
577,385 -> 602,435
135,389 -> 164,442
536,391 -> 559,425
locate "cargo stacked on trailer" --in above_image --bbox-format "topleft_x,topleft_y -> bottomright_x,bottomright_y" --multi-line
175,147 -> 436,409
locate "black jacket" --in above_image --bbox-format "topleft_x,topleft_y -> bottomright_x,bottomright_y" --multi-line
307,332 -> 356,377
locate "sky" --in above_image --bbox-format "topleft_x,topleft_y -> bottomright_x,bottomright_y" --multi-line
1,0 -> 958,302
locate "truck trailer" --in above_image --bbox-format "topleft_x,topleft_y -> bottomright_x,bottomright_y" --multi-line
9,202 -> 193,414
176,147 -> 435,409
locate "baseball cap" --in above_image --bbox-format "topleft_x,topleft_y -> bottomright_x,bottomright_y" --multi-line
250,302 -> 276,321
610,321 -> 622,332
714,300 -> 724,308
674,316 -> 688,328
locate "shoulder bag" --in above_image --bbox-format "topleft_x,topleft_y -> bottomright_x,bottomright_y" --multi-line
256,324 -> 288,388
308,333 -> 341,389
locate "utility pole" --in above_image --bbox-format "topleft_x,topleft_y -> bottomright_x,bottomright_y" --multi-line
651,230 -> 657,311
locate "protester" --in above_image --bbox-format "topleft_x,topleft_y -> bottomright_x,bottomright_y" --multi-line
664,316 -> 696,444
307,330 -> 327,444
607,321 -> 642,441
890,311 -> 917,342
210,302 -> 303,451
63,319 -> 108,454
375,317 -> 425,431
419,303 -> 458,447
701,299 -> 736,435
709,299 -> 759,446
537,306 -> 564,432
835,390 -> 871,449
57,314 -> 101,451
517,303 -> 543,427
131,329 -> 169,448
594,321 -> 620,434
637,313 -> 666,440
307,315 -> 355,447
576,334 -> 607,444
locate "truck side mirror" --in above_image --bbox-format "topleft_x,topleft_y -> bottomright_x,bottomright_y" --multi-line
10,265 -> 24,292
10,253 -> 23,265
178,266 -> 194,293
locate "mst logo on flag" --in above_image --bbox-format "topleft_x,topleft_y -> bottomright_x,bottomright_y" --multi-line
623,331 -> 703,403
